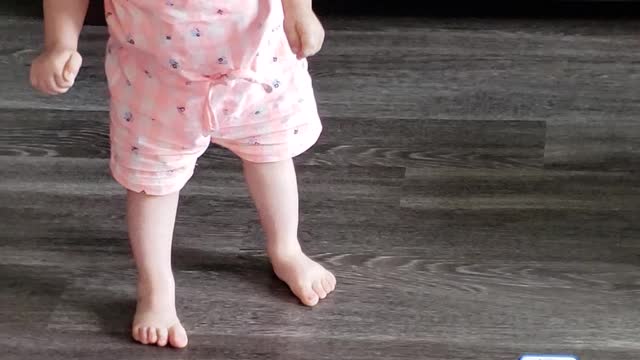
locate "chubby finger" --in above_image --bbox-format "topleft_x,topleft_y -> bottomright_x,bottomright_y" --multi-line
46,77 -> 68,95
63,51 -> 82,83
284,21 -> 302,56
54,72 -> 73,90
39,83 -> 58,96
32,77 -> 54,95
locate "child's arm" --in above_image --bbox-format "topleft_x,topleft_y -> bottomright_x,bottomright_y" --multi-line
281,0 -> 324,59
30,0 -> 89,95
43,0 -> 90,51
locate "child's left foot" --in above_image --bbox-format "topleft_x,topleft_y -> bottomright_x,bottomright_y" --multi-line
270,249 -> 336,306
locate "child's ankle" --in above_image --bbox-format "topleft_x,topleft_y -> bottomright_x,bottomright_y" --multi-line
137,272 -> 175,300
267,241 -> 303,260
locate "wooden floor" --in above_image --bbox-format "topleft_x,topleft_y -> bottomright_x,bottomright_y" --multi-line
1,14 -> 640,360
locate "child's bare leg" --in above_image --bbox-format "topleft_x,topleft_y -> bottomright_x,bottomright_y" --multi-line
127,190 -> 188,348
242,158 -> 336,306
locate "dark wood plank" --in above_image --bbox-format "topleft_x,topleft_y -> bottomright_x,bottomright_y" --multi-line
3,15 -> 637,171
2,158 -> 638,259
2,154 -> 639,360
545,119 -> 640,171
0,156 -> 404,248
4,215 -> 640,358
0,109 -> 545,169
1,264 -> 70,331
7,330 -> 637,360
3,16 -> 640,123
5,232 -> 640,359
399,167 -> 640,263
2,157 -> 637,263
402,167 -> 640,211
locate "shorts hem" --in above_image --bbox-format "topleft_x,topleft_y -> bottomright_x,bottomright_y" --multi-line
221,122 -> 322,164
110,160 -> 194,196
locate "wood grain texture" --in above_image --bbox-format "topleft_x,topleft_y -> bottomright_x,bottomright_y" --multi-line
2,13 -> 640,360
2,154 -> 640,359
3,16 -> 640,123
545,118 -> 640,171
2,14 -> 638,172
0,109 -> 546,169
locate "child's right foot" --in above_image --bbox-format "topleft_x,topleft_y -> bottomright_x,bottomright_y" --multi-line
132,279 -> 188,348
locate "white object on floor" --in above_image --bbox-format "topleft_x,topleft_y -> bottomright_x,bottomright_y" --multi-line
519,355 -> 578,360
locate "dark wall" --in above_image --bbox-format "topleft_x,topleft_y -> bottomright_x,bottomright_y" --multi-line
2,1 -> 640,25
88,1 -> 640,24
313,0 -> 640,17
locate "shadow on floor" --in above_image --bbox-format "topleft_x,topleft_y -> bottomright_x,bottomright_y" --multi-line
172,247 -> 301,305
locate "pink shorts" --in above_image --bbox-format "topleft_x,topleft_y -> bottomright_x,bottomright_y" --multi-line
103,0 -> 323,195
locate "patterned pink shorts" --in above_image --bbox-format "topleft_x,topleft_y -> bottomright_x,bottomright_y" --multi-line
104,0 -> 322,195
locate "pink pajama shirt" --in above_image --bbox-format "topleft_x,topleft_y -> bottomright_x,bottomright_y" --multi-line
103,0 -> 322,195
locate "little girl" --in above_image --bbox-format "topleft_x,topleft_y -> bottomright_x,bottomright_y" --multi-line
30,0 -> 336,348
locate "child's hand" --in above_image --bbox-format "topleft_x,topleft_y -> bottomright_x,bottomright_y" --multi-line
30,47 -> 82,95
283,0 -> 325,59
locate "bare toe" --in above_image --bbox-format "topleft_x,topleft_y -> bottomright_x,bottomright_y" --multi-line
156,328 -> 169,347
312,281 -> 327,299
147,327 -> 158,344
270,249 -> 336,306
329,272 -> 337,289
295,284 -> 319,306
139,327 -> 149,344
169,324 -> 188,348
134,273 -> 185,348
321,278 -> 332,294
132,326 -> 141,342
